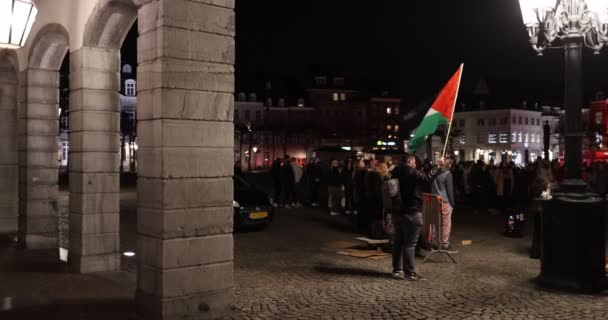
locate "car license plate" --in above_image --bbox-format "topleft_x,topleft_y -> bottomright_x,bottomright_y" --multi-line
249,211 -> 268,219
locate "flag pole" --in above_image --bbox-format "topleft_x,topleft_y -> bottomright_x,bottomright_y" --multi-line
441,63 -> 464,158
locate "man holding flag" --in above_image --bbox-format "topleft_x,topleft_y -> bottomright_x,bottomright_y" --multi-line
390,65 -> 463,280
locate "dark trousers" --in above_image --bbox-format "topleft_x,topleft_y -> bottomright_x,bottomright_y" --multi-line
281,184 -> 296,205
310,181 -> 320,203
273,179 -> 281,203
391,212 -> 423,275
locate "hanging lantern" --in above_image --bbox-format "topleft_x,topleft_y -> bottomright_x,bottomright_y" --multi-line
0,0 -> 38,49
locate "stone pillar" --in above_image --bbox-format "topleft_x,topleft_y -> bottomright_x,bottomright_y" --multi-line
68,47 -> 121,273
135,0 -> 236,319
18,68 -> 60,249
0,64 -> 18,234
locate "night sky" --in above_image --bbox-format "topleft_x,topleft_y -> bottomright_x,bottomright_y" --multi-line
236,0 -> 608,108
118,1 -> 608,109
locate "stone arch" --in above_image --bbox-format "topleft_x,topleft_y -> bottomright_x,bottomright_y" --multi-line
76,1 -> 237,318
18,23 -> 70,249
28,23 -> 70,70
66,0 -> 139,275
83,0 -> 138,50
0,50 -> 19,235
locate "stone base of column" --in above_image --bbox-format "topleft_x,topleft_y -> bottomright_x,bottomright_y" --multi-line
135,288 -> 235,320
68,252 -> 120,273
17,233 -> 57,249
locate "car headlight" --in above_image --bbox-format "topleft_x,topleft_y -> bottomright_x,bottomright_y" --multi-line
233,200 -> 240,208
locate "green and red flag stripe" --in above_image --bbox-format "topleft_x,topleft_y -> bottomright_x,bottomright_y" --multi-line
408,64 -> 464,153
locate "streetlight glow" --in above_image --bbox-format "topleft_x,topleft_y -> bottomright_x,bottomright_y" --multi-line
0,0 -> 38,49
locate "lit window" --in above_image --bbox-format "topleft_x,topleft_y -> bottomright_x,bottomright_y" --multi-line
394,125 -> 400,132
512,132 -> 517,142
386,125 -> 392,131
333,93 -> 339,101
386,108 -> 391,114
459,134 -> 466,144
499,132 -> 508,144
125,80 -> 136,97
524,133 -> 529,143
340,93 -> 346,101
488,132 -> 497,144
518,132 -> 522,142
596,112 -> 603,125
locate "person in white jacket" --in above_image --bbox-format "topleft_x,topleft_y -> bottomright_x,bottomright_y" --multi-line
290,157 -> 303,207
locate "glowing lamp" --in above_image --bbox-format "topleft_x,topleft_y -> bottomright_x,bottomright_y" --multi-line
0,0 -> 38,49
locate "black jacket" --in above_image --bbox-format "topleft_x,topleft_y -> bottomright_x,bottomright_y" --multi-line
327,167 -> 344,187
392,164 -> 437,215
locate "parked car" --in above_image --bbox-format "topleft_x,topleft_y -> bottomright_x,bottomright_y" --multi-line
233,175 -> 274,231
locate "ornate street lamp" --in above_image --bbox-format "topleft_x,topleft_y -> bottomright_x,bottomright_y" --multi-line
520,0 -> 608,187
519,0 -> 608,293
0,0 -> 38,49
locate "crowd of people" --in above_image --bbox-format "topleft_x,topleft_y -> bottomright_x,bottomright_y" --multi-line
258,154 -> 608,280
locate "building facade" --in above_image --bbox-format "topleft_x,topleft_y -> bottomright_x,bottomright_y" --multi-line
368,94 -> 402,151
234,93 -> 315,171
453,108 -> 543,165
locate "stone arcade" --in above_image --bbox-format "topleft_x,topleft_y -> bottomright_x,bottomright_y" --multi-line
0,0 -> 235,319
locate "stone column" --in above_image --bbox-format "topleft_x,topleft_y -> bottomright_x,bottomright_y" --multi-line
18,68 -> 60,249
135,0 -> 236,319
0,64 -> 18,234
68,47 -> 121,273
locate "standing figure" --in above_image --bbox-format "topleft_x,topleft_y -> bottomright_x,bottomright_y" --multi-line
307,158 -> 322,207
270,158 -> 282,207
327,160 -> 344,216
391,154 -> 441,281
279,155 -> 295,208
431,158 -> 455,250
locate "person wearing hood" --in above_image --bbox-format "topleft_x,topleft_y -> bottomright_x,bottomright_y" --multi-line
431,157 -> 455,250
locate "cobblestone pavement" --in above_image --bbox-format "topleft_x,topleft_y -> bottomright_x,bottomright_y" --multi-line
230,206 -> 608,320
2,187 -> 607,319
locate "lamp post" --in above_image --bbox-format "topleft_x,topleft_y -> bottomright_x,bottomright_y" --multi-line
0,0 -> 38,49
519,0 -> 607,293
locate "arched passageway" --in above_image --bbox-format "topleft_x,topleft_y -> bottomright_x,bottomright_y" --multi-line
75,0 -> 237,318
19,23 -> 69,249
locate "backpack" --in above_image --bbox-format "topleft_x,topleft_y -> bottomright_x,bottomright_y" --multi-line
381,178 -> 401,210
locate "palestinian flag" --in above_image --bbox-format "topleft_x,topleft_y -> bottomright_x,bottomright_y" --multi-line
408,64 -> 464,153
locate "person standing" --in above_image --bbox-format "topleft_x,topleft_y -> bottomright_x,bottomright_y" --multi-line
307,158 -> 322,207
279,155 -> 295,208
343,158 -> 356,214
366,160 -> 384,238
431,158 -> 455,250
327,160 -> 344,216
391,154 -> 442,281
270,158 -> 282,207
290,157 -> 303,207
